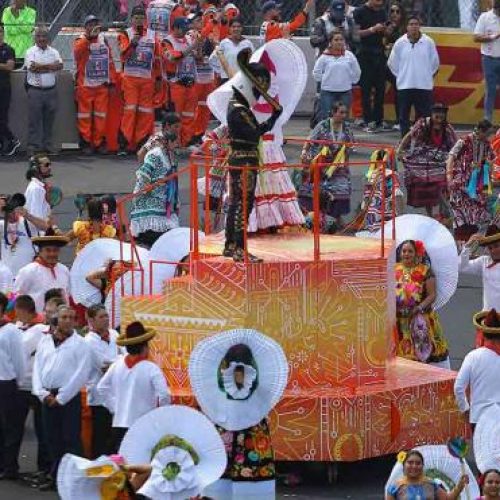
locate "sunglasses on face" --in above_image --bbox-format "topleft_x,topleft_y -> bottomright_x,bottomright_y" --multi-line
391,8 -> 400,13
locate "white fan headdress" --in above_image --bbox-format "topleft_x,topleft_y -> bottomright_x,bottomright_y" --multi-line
372,214 -> 458,309
207,38 -> 307,140
70,239 -> 149,308
119,405 -> 227,500
188,328 -> 289,431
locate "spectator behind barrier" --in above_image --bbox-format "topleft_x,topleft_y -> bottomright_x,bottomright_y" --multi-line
1,0 -> 36,65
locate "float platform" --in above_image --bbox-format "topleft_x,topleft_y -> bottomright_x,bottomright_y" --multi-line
122,232 -> 466,461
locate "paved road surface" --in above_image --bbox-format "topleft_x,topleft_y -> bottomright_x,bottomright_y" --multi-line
0,120 -> 481,498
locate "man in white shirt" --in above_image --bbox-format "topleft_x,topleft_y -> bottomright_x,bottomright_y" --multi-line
388,14 -> 439,137
24,155 -> 53,236
454,308 -> 500,433
0,261 -> 13,293
97,321 -> 170,453
209,18 -> 254,83
85,304 -> 124,459
460,227 -> 500,346
14,295 -> 50,477
0,192 -> 48,274
15,229 -> 70,313
24,26 -> 63,155
474,1 -> 500,122
0,292 -> 26,480
32,305 -> 90,491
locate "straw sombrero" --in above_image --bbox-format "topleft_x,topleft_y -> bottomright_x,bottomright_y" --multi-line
119,405 -> 227,500
116,321 -> 156,346
473,309 -> 500,335
479,225 -> 500,246
473,404 -> 500,472
385,445 -> 480,499
32,227 -> 69,248
70,239 -> 149,307
57,454 -> 126,500
188,328 -> 289,431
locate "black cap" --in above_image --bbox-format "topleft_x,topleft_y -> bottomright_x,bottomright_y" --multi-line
131,5 -> 146,16
84,14 -> 99,26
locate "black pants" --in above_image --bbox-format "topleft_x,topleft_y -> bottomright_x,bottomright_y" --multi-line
90,405 -> 113,459
17,391 -> 50,473
110,427 -> 128,454
42,393 -> 82,478
0,380 -> 22,475
398,89 -> 433,137
358,51 -> 387,125
386,67 -> 399,124
0,83 -> 14,148
225,162 -> 258,249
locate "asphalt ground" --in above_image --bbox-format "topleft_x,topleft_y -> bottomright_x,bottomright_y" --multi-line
0,119 -> 482,499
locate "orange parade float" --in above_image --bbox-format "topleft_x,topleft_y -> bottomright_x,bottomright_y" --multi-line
110,142 -> 466,463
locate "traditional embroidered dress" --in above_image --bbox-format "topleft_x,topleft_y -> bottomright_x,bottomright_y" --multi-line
401,117 -> 457,208
301,118 -> 353,219
248,132 -> 305,232
387,477 -> 440,499
395,262 -> 449,364
361,166 -> 402,233
72,220 -> 116,254
448,133 -> 494,240
130,146 -> 179,237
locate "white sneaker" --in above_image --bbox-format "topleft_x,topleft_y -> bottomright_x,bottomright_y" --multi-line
392,123 -> 401,131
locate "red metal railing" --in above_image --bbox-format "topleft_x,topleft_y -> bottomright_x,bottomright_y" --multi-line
112,139 -> 397,314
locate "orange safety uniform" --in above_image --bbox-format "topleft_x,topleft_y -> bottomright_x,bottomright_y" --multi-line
260,11 -> 308,42
118,28 -> 161,149
162,32 -> 198,146
73,34 -> 117,149
189,25 -> 216,140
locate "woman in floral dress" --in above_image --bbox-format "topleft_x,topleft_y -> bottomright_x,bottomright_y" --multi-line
394,240 -> 450,369
446,120 -> 495,241
300,101 -> 353,229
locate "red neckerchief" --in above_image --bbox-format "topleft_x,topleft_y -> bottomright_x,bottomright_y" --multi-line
35,256 -> 57,279
484,340 -> 500,355
325,48 -> 345,57
18,314 -> 44,331
124,353 -> 148,369
96,329 -> 110,343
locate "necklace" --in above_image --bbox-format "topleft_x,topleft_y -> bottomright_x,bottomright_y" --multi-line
400,263 -> 415,283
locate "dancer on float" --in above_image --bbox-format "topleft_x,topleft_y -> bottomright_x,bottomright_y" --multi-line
394,239 -> 450,369
214,48 -> 283,262
247,39 -> 306,234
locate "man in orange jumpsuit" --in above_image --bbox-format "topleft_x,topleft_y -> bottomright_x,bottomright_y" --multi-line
118,5 -> 161,153
260,0 -> 313,42
74,15 -> 117,153
163,16 -> 199,147
189,11 -> 216,146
